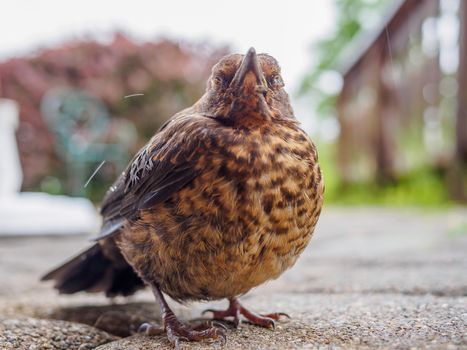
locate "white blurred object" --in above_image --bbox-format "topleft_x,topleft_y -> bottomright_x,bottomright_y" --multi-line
0,98 -> 100,236
0,193 -> 100,236
0,99 -> 22,194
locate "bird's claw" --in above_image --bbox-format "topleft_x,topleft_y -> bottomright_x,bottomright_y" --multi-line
139,318 -> 226,347
201,308 -> 215,316
262,312 -> 291,320
241,314 -> 276,329
137,322 -> 165,335
191,319 -> 228,331
203,307 -> 241,328
213,321 -> 229,330
249,312 -> 290,329
202,299 -> 290,330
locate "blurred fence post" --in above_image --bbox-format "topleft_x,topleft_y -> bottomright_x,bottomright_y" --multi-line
375,49 -> 397,183
453,0 -> 467,201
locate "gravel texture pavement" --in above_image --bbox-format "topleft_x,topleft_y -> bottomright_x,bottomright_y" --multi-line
1,207 -> 466,349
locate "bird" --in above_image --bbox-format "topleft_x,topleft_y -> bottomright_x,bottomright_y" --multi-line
42,47 -> 324,346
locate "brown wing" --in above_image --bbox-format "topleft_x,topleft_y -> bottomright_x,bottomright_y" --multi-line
95,114 -> 207,240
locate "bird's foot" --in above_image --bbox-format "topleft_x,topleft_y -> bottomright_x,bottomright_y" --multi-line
139,316 -> 226,347
145,283 -> 227,347
203,298 -> 290,329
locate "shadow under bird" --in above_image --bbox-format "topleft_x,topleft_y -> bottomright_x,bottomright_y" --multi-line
42,47 -> 324,346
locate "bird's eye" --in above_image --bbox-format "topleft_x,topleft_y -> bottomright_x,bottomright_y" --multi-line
270,75 -> 284,88
213,74 -> 234,90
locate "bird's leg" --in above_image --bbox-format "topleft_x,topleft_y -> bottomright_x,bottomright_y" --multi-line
138,284 -> 226,347
203,298 -> 290,329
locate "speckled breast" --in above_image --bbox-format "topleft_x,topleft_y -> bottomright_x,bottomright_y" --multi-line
120,122 -> 324,302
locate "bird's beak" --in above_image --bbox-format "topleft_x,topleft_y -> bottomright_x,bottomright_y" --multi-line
231,47 -> 266,92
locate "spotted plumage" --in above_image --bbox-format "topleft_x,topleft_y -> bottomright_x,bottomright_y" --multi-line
42,48 -> 324,346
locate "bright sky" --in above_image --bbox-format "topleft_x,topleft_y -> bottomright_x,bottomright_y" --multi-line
1,0 -> 336,133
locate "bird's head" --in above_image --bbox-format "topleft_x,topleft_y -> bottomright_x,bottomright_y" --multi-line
198,48 -> 294,127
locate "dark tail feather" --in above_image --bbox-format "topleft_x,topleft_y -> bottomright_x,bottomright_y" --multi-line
41,244 -> 145,297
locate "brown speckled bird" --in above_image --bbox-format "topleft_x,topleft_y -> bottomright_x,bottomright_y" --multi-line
42,48 -> 324,346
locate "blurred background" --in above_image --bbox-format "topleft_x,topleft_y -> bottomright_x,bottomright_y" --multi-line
0,2 -> 466,348
0,0 -> 466,232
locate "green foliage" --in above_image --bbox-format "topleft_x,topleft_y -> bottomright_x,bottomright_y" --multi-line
318,142 -> 452,206
300,0 -> 390,117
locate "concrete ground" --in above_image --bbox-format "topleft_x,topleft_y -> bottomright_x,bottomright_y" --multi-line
0,207 -> 466,349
